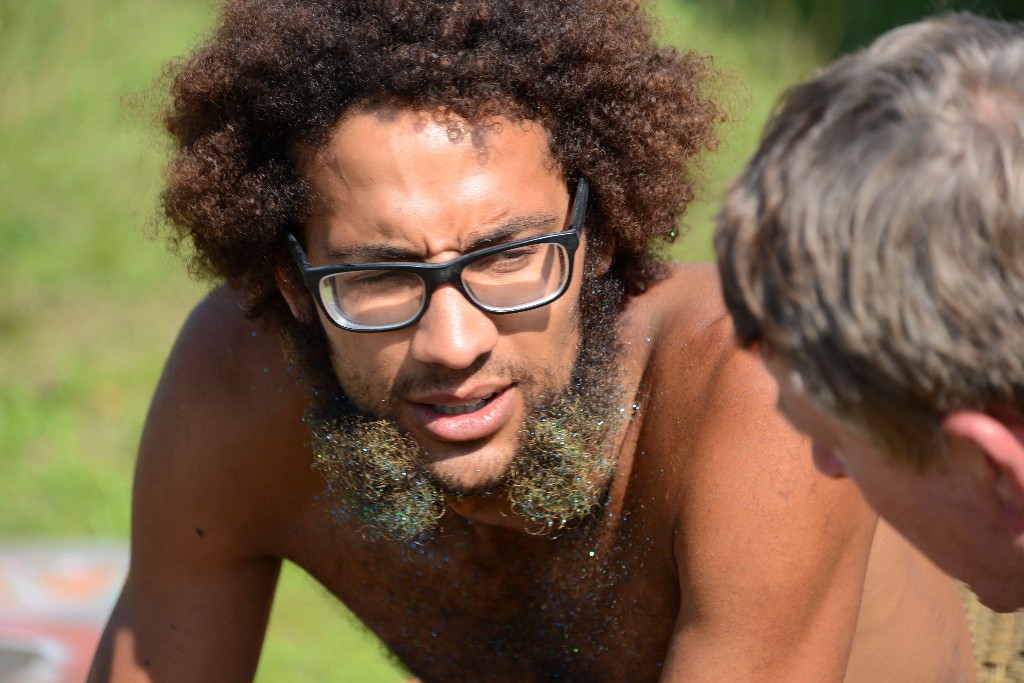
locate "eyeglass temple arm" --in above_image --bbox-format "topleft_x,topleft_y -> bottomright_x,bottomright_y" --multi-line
571,176 -> 589,231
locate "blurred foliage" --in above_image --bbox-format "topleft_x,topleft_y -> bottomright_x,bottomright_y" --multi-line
687,0 -> 1024,57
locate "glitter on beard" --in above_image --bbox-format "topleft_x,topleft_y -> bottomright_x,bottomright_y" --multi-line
308,395 -> 446,541
298,269 -> 627,542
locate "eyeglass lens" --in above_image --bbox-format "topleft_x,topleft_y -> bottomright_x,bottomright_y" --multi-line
319,241 -> 570,329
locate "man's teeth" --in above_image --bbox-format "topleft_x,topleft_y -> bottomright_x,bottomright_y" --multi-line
432,395 -> 493,415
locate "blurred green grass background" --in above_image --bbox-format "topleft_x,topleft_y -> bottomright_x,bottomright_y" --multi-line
2,0 -> 1015,679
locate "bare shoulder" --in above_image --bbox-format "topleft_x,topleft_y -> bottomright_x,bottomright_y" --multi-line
625,262 -> 831,522
638,263 -> 771,431
164,287 -> 304,406
87,290 -> 321,681
628,265 -> 885,679
136,286 -> 316,558
632,263 -> 735,365
634,263 -> 868,525
624,265 -> 974,681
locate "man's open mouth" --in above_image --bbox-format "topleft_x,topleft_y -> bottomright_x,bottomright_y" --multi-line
430,394 -> 496,415
409,387 -> 514,442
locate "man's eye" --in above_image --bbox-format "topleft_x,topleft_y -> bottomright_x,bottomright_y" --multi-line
348,270 -> 392,283
478,246 -> 538,271
343,270 -> 416,289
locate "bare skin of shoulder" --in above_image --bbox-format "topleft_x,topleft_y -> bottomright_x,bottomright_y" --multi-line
88,266 -> 974,682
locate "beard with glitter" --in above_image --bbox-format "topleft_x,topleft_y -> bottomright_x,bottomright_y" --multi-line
285,265 -> 628,541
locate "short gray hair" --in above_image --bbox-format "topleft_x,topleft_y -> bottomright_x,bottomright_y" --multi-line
715,13 -> 1024,467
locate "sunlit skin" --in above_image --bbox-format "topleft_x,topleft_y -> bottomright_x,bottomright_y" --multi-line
763,350 -> 1024,612
89,105 -> 977,682
285,108 -> 588,505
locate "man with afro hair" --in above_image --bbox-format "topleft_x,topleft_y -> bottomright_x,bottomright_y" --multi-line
89,1 -> 972,680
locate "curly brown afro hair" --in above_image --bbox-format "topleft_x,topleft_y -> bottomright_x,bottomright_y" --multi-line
162,0 -> 721,329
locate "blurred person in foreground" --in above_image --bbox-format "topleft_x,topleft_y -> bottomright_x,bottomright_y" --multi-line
717,12 -> 1024,613
88,1 -> 974,680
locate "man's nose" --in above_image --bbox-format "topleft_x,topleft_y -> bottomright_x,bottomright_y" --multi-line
409,284 -> 499,369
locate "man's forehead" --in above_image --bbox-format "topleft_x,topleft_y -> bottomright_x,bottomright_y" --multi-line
301,106 -> 562,206
303,105 -> 556,179
295,104 -> 570,261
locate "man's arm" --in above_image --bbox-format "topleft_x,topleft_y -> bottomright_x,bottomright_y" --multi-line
666,342 -> 876,680
650,306 -> 877,681
89,290 -> 311,682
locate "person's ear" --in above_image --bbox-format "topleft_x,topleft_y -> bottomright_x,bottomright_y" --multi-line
274,252 -> 316,325
594,241 -> 613,278
585,233 -> 614,279
943,411 -> 1024,534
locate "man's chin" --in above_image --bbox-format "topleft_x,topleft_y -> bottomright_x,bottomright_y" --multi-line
423,453 -> 513,497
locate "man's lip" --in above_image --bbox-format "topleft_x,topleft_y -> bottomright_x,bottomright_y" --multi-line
406,382 -> 512,407
406,385 -> 516,443
431,396 -> 493,415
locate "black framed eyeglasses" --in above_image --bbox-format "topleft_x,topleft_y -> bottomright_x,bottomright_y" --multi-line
287,177 -> 589,332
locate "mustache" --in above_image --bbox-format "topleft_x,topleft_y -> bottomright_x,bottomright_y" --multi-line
388,358 -> 540,400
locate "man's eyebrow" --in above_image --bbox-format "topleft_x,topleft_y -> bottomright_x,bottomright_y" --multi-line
323,213 -> 562,263
465,214 -> 563,250
323,243 -> 416,263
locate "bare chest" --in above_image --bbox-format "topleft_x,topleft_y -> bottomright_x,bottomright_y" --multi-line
287,507 -> 677,682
